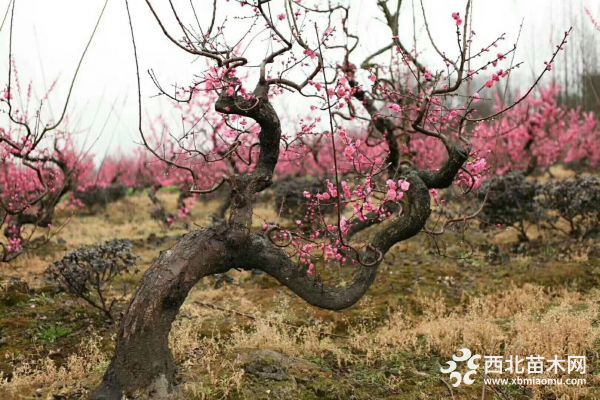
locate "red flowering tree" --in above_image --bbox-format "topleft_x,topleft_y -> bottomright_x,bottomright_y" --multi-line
92,1 -> 568,397
472,85 -> 600,176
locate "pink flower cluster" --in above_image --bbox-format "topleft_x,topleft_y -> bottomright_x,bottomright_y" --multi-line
451,12 -> 463,26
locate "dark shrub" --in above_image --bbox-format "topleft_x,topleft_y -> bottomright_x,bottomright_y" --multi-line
538,176 -> 599,238
47,239 -> 137,321
273,177 -> 337,221
479,172 -> 539,241
73,185 -> 127,209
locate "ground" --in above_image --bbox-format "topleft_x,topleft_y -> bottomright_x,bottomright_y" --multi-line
0,184 -> 598,400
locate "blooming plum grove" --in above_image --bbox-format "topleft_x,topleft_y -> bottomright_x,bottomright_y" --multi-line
0,1 -> 591,397
0,0 -> 560,396
2,1 -> 583,267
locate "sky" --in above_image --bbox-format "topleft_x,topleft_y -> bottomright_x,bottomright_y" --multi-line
0,0 -> 598,161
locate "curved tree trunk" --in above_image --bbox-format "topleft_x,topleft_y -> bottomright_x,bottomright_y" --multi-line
91,173 -> 438,399
90,227 -> 381,399
91,229 -> 230,399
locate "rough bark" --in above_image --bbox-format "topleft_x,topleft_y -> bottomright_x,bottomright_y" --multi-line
90,226 -> 374,398
91,229 -> 230,399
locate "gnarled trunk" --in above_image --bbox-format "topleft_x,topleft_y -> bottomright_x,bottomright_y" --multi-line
90,227 -> 380,399
91,229 -> 231,399
91,173 -> 437,399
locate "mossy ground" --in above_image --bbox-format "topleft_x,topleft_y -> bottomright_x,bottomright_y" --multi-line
0,187 -> 598,399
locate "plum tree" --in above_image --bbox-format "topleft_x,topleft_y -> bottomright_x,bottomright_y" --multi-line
91,1 -> 569,398
473,85 -> 599,176
0,1 -> 108,262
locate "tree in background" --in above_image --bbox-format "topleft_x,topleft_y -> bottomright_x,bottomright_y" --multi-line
0,1 -> 107,262
473,85 -> 599,176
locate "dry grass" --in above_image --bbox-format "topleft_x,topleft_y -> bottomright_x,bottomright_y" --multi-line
165,284 -> 600,399
0,190 -> 598,399
0,334 -> 107,398
347,285 -> 600,399
1,282 -> 598,399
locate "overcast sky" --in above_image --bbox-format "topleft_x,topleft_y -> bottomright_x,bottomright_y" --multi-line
0,0 -> 598,161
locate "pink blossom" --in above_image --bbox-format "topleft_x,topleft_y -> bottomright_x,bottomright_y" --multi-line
387,103 -> 402,113
451,12 -> 463,25
304,49 -> 318,59
343,144 -> 356,160
398,179 -> 410,191
386,188 -> 397,202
